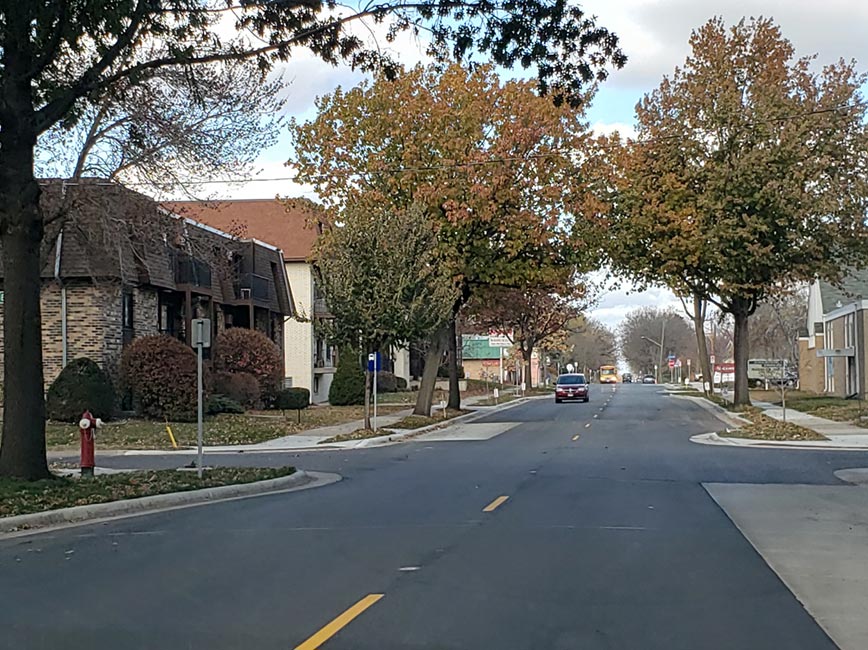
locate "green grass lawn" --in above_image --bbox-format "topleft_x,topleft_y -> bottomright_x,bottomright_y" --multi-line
778,396 -> 868,427
34,404 -> 407,450
0,466 -> 295,518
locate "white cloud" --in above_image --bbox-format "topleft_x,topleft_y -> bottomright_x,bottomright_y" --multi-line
154,160 -> 316,202
589,283 -> 684,332
584,0 -> 868,93
590,120 -> 638,139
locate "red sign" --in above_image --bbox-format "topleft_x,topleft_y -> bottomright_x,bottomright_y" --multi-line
668,360 -> 676,368
714,363 -> 735,373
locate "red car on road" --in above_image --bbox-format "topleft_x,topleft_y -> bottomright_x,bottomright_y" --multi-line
555,373 -> 589,403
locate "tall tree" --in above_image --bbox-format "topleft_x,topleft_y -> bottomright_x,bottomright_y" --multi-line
471,278 -> 586,388
36,60 -> 286,191
0,2 -> 624,478
565,316 -> 617,375
292,63 -> 608,414
748,289 -> 807,363
603,17 -> 868,406
619,307 -> 696,380
313,202 -> 456,428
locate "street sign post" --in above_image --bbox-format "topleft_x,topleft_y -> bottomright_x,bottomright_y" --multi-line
368,353 -> 380,431
192,318 -> 211,479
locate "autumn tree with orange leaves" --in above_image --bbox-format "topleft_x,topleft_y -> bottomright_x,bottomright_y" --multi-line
292,64 -> 606,415
602,17 -> 868,406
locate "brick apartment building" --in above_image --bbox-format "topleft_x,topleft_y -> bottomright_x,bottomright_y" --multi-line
0,181 -> 294,388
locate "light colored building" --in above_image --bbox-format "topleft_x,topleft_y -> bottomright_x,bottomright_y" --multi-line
800,273 -> 868,398
461,334 -> 541,386
164,198 -> 411,403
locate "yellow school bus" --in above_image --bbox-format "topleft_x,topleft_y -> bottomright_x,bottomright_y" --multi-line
599,365 -> 619,384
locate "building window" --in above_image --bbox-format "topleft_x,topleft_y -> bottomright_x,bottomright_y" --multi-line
122,289 -> 135,345
844,313 -> 855,349
313,375 -> 321,395
825,322 -> 835,393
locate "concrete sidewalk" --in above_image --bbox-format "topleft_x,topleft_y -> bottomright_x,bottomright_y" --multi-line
683,391 -> 868,450
123,391 -> 525,455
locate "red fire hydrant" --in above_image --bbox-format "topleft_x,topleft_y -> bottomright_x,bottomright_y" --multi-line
78,410 -> 99,478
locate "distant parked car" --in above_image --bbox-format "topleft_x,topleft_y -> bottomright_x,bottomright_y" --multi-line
622,373 -> 633,383
555,373 -> 589,403
642,375 -> 656,384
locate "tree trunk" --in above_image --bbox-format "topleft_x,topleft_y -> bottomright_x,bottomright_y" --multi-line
414,324 -> 447,417
732,299 -> 752,408
363,367 -> 372,430
691,295 -> 713,395
523,343 -> 534,391
0,135 -> 50,479
446,315 -> 460,410
0,46 -> 50,480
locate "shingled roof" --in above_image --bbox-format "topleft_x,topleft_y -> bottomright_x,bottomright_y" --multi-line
161,198 -> 323,262
819,269 -> 868,313
0,180 -> 293,316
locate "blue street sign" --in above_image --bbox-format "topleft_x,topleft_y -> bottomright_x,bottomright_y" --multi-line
367,352 -> 381,372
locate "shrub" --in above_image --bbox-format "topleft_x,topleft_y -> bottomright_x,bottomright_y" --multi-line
206,395 -> 244,415
214,328 -> 283,402
275,387 -> 310,410
396,376 -> 408,391
213,370 -> 261,409
275,387 -> 310,422
375,371 -> 398,393
46,358 -> 116,422
329,350 -> 365,405
120,335 -> 203,421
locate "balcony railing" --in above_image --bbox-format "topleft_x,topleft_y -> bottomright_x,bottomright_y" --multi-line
173,254 -> 212,288
235,272 -> 270,301
313,297 -> 331,316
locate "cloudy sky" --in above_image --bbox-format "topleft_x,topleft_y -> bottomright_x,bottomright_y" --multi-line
191,0 -> 868,332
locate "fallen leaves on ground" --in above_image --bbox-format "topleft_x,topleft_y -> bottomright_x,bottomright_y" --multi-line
0,467 -> 295,518
722,411 -> 827,441
320,428 -> 389,444
389,409 -> 468,430
38,405 -> 407,450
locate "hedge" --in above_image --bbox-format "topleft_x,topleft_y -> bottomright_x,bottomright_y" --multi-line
46,357 -> 116,422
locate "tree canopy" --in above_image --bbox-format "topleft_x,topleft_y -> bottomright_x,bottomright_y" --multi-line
601,16 -> 868,404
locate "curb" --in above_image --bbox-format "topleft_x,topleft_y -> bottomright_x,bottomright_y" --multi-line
690,431 -> 868,451
670,394 -> 751,428
0,470 -> 340,535
352,393 -> 552,448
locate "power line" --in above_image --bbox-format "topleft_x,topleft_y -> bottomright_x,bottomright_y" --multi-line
54,99 -> 866,192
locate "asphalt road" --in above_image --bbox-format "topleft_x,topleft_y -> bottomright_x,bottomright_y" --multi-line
2,384 -> 864,649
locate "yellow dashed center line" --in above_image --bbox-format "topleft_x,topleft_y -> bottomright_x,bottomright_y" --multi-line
294,594 -> 384,650
483,495 -> 510,512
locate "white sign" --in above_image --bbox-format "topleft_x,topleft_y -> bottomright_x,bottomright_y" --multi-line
488,330 -> 513,347
192,318 -> 211,348
709,354 -> 716,365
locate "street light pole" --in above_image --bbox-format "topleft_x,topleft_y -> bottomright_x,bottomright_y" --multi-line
642,319 -> 667,384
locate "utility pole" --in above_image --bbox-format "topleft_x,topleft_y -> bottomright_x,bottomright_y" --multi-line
642,319 -> 667,385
